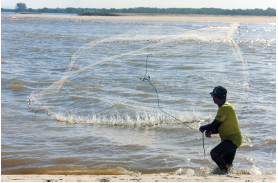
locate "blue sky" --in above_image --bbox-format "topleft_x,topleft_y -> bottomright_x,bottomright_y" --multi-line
1,0 -> 276,9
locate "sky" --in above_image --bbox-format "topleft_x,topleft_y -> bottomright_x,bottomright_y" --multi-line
1,0 -> 276,10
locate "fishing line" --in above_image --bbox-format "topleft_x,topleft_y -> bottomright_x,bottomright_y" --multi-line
139,54 -> 206,156
140,54 -> 194,130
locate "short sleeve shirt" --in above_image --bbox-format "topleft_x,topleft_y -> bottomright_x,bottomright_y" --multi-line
215,102 -> 242,147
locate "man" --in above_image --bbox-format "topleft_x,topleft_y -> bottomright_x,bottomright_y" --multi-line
199,86 -> 242,172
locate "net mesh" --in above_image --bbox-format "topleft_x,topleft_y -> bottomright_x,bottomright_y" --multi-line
27,23 -> 249,127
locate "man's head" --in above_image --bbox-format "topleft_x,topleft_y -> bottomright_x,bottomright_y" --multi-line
210,86 -> 227,100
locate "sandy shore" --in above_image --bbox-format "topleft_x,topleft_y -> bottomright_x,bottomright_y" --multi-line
2,13 -> 276,23
1,174 -> 276,182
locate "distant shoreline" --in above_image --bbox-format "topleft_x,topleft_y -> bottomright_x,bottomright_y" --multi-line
2,13 -> 276,23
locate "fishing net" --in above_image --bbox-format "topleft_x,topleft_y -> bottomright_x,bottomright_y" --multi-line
27,23 -> 249,127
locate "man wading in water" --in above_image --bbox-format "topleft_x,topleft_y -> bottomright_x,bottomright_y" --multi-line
199,86 -> 242,172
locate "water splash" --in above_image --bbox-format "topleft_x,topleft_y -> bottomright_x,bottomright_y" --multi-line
54,110 -> 207,128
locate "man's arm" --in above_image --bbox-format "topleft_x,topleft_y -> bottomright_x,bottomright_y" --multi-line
205,127 -> 219,138
211,128 -> 219,134
199,119 -> 222,133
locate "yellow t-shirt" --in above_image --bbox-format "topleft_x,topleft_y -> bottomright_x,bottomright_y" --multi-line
215,102 -> 242,147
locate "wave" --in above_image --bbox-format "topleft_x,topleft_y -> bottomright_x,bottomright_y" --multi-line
175,165 -> 266,176
1,165 -> 138,175
4,16 -> 274,45
2,164 -> 270,175
54,111 -> 211,128
9,33 -> 275,45
5,84 -> 30,91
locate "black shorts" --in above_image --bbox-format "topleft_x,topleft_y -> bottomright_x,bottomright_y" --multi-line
211,140 -> 238,164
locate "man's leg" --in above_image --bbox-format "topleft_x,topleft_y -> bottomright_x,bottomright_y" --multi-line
223,150 -> 236,164
210,149 -> 228,171
210,140 -> 238,171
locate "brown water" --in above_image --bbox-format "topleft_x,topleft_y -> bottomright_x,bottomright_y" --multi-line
1,16 -> 276,175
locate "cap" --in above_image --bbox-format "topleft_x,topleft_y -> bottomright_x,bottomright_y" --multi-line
210,86 -> 227,100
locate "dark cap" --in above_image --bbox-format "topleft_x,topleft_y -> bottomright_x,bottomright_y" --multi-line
210,86 -> 227,100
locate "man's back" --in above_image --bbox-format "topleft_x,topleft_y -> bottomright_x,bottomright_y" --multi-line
216,102 -> 242,147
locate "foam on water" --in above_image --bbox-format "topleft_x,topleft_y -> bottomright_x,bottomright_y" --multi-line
174,168 -> 195,176
54,110 -> 211,128
174,165 -> 265,176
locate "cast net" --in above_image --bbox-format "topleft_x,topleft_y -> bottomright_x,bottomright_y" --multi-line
27,23 -> 249,127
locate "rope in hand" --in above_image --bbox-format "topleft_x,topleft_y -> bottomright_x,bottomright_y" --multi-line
139,54 -> 206,156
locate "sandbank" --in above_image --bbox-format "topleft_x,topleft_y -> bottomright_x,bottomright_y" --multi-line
1,174 -> 276,182
2,13 -> 276,23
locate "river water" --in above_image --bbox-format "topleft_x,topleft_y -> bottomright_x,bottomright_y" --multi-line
1,15 -> 276,175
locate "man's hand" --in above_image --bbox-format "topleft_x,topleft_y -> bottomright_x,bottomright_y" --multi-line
199,126 -> 205,133
199,120 -> 222,133
205,130 -> 212,138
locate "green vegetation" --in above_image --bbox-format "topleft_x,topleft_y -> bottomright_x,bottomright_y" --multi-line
94,7 -> 276,16
15,2 -> 27,12
1,3 -> 276,16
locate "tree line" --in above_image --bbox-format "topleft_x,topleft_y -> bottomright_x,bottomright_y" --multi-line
2,3 -> 276,16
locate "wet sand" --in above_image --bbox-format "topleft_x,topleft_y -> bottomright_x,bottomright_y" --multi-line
2,13 -> 276,23
1,174 -> 276,182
